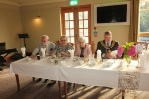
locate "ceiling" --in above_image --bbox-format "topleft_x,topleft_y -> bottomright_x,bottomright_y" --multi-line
0,0 -> 67,6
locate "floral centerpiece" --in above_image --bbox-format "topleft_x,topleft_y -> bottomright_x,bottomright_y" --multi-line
117,42 -> 137,62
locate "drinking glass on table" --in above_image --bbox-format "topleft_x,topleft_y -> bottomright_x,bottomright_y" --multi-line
37,55 -> 40,60
51,52 -> 56,58
57,53 -> 61,61
57,53 -> 61,58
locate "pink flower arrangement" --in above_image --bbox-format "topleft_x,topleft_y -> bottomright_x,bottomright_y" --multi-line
127,45 -> 136,56
117,46 -> 124,57
117,42 -> 136,60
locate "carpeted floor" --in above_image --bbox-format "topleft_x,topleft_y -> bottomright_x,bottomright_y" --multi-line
1,66 -> 149,99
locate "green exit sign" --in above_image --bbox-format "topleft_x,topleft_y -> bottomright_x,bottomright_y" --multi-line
69,0 -> 78,6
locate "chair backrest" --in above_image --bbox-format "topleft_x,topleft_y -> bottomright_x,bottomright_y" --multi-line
89,41 -> 95,54
135,42 -> 148,50
70,43 -> 74,47
70,43 -> 75,50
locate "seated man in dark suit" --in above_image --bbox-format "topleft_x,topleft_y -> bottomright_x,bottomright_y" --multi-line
95,31 -> 119,59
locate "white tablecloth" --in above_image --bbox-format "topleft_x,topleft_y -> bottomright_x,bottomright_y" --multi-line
9,57 -> 149,91
10,57 -> 59,80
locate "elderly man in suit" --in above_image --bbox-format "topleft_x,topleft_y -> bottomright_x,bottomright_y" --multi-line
30,35 -> 55,58
30,35 -> 56,86
95,31 -> 119,59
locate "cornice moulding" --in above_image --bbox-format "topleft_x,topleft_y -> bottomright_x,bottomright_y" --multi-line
0,0 -> 20,6
0,0 -> 67,6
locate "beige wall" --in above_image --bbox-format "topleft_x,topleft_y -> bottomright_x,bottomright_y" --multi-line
20,0 -> 130,52
20,1 -> 69,52
0,3 -> 22,50
89,0 -> 130,48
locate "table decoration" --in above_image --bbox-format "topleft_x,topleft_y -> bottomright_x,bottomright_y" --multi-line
97,50 -> 101,63
89,54 -> 96,66
136,43 -> 144,68
117,42 -> 136,66
26,56 -> 31,61
136,43 -> 144,53
68,49 -> 74,60
41,48 -> 46,58
118,71 -> 140,90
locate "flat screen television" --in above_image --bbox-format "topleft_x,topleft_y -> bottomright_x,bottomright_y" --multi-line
94,1 -> 130,26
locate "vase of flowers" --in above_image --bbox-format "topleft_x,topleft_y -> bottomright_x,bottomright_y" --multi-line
117,42 -> 137,66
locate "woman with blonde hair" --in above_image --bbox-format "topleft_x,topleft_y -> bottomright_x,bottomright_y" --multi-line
75,36 -> 92,61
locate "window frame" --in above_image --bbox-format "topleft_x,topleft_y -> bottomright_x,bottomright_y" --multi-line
139,1 -> 149,39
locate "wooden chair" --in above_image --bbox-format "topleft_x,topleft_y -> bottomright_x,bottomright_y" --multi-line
70,43 -> 75,50
90,41 -> 95,54
132,42 -> 149,60
135,42 -> 148,50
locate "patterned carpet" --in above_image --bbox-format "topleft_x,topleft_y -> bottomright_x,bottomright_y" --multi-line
0,66 -> 149,99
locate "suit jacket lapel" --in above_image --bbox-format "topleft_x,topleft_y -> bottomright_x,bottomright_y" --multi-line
111,40 -> 113,45
103,40 -> 106,45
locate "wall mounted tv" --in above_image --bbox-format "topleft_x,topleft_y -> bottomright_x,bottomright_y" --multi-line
94,1 -> 130,26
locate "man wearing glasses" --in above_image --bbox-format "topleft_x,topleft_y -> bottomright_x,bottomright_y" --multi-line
95,31 -> 119,59
30,35 -> 55,58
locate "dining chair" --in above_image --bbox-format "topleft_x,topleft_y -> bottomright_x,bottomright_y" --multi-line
87,41 -> 95,54
135,42 -> 148,50
132,42 -> 149,60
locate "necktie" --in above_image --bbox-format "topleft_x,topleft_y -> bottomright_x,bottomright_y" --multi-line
107,42 -> 110,47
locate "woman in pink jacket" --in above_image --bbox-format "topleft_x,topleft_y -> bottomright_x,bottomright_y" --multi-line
75,36 -> 92,62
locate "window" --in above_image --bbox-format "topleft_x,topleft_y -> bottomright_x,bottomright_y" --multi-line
139,0 -> 149,43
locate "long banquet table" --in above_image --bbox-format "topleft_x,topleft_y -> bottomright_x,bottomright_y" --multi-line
9,56 -> 149,99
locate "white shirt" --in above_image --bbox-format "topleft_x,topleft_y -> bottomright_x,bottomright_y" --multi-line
106,41 -> 111,47
102,41 -> 111,58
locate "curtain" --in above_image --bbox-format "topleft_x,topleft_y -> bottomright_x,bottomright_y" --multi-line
129,0 -> 140,42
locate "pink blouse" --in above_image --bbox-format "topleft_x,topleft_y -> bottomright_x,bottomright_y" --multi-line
75,43 -> 92,58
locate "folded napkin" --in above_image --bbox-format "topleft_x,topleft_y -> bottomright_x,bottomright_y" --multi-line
21,47 -> 26,57
97,50 -> 101,62
111,50 -> 117,56
68,49 -> 74,60
41,48 -> 46,58
33,48 -> 39,55
140,50 -> 149,69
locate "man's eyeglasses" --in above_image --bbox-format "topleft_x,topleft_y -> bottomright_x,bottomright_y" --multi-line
61,40 -> 67,42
